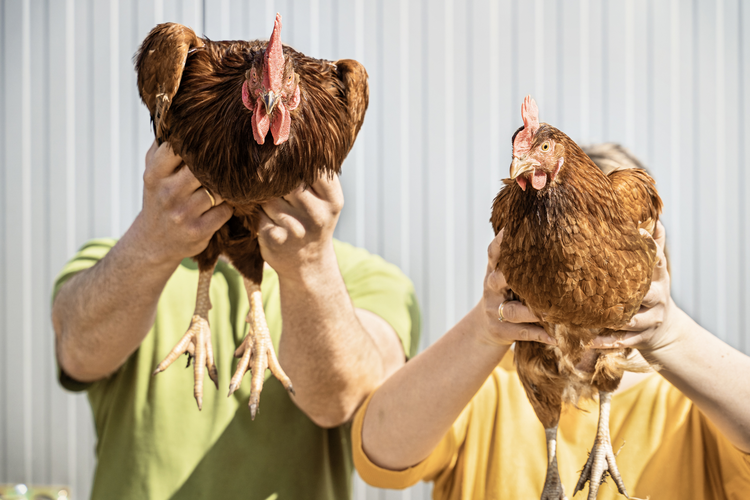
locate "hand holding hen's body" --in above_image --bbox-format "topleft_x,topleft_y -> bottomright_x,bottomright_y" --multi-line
135,14 -> 368,415
491,97 -> 661,500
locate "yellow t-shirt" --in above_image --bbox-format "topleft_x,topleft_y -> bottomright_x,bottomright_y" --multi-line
352,354 -> 750,500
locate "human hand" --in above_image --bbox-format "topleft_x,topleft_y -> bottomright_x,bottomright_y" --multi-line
591,221 -> 683,353
257,174 -> 343,278
474,230 -> 557,347
133,141 -> 233,265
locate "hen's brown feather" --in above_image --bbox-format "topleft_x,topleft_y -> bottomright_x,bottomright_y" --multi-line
134,23 -> 369,277
491,125 -> 661,425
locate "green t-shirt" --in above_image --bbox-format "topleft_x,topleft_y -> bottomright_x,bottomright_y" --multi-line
53,238 -> 420,500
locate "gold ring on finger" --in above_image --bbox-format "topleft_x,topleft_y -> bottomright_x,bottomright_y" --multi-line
498,299 -> 512,322
203,187 -> 216,208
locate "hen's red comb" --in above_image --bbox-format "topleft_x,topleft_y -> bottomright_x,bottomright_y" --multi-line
513,95 -> 540,157
263,13 -> 284,91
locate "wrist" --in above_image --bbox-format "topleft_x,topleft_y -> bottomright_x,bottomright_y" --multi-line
465,302 -> 513,357
638,304 -> 694,361
123,214 -> 184,271
273,240 -> 339,286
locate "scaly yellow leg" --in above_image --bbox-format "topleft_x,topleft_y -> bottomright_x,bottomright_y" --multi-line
153,268 -> 219,410
228,278 -> 294,419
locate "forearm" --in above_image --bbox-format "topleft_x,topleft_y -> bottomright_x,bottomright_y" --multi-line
277,244 -> 396,426
642,305 -> 750,452
52,215 -> 180,381
362,304 -> 509,470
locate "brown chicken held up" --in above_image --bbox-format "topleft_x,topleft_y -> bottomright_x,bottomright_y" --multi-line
491,96 -> 661,500
135,14 -> 369,416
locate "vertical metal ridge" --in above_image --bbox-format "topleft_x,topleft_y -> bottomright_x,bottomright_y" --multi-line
534,0 -> 543,101
21,0 -> 33,480
669,0 -> 682,304
716,0 -> 727,337
0,0 -> 6,475
740,0 -> 748,352
625,0 -> 635,148
488,0 -> 500,195
110,0 -> 120,236
154,0 -> 163,24
310,0 -> 320,55
399,0 -> 410,275
579,0 -> 589,139
444,0 -> 455,328
354,0 -> 365,248
692,0 -> 700,317
65,0 -> 78,484
602,0 -> 608,138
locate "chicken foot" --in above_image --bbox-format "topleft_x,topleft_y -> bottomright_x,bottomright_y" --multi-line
541,425 -> 568,500
573,391 -> 633,500
153,268 -> 219,410
227,278 -> 294,419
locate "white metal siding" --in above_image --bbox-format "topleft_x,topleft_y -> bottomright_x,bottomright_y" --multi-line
2,1 -> 748,499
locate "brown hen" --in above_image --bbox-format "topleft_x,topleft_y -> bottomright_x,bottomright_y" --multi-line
134,14 -> 368,416
491,97 -> 661,500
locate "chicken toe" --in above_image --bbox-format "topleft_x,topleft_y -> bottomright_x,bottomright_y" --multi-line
152,268 -> 219,410
228,278 -> 294,419
573,391 -> 636,500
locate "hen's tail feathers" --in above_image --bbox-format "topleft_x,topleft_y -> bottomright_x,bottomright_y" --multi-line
134,23 -> 204,140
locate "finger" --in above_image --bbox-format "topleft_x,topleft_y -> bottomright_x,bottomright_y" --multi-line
500,301 -> 540,324
487,230 -> 504,272
148,141 -> 184,179
653,220 -> 666,251
486,269 -> 508,293
639,285 -> 661,308
190,186 -> 225,214
308,173 -> 343,205
260,196 -> 297,224
620,305 -> 664,331
590,332 -> 645,349
199,203 -> 234,232
504,323 -> 557,345
275,183 -> 307,210
170,163 -> 202,192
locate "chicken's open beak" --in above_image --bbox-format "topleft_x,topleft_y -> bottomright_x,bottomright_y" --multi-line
262,91 -> 278,115
510,156 -> 539,179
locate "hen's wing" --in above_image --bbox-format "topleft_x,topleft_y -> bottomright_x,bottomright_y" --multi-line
334,59 -> 369,141
607,168 -> 662,235
134,23 -> 204,140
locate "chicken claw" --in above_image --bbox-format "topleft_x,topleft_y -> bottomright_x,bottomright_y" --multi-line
228,278 -> 294,419
574,391 -> 642,500
153,268 -> 219,410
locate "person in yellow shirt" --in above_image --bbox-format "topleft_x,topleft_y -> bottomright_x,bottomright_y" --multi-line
352,219 -> 750,498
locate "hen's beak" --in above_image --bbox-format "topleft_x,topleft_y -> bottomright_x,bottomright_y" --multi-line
510,156 -> 539,179
262,91 -> 278,115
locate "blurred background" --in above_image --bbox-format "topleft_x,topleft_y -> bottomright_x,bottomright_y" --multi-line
1,0 -> 749,498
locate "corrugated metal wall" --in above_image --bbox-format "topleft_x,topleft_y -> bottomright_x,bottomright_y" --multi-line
2,1 -> 749,499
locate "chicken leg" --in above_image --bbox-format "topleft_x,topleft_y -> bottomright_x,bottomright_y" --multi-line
153,266 -> 219,410
227,277 -> 294,419
573,391 -> 629,500
542,425 -> 568,500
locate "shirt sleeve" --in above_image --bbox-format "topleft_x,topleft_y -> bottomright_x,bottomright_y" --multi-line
351,391 -> 466,489
51,238 -> 118,392
694,404 -> 750,496
334,240 -> 421,358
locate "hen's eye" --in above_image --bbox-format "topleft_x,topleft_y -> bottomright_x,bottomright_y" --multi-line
287,74 -> 294,85
541,142 -> 550,152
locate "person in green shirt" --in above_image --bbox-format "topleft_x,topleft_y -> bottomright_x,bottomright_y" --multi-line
51,141 -> 420,500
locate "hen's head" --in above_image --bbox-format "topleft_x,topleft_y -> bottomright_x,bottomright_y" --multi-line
242,13 -> 301,146
509,96 -> 566,192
